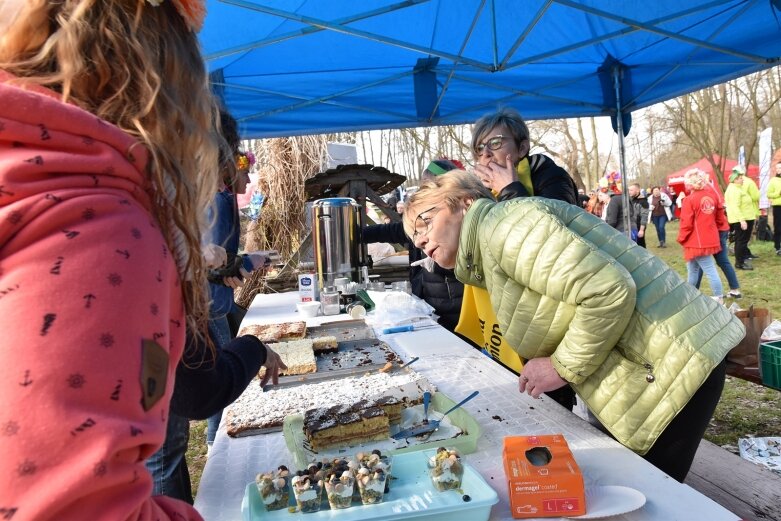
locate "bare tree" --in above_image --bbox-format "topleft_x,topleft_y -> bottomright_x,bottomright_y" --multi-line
662,69 -> 781,190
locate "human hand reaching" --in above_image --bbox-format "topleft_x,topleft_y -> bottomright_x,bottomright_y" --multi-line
259,346 -> 287,387
519,357 -> 568,399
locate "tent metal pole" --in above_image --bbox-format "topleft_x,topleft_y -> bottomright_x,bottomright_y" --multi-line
613,65 -> 632,237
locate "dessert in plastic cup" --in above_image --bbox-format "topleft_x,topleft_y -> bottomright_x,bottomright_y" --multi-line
356,449 -> 392,493
255,465 -> 291,511
292,464 -> 325,513
428,447 -> 464,491
355,466 -> 387,504
323,467 -> 355,510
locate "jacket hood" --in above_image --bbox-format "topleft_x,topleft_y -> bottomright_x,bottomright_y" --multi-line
0,73 -> 154,233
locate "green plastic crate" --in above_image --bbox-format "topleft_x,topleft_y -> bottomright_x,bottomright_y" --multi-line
759,340 -> 781,391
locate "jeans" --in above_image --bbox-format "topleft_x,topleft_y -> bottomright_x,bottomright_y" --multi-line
687,255 -> 723,297
651,214 -> 667,244
145,412 -> 193,502
695,231 -> 739,291
774,205 -> 781,250
206,314 -> 233,444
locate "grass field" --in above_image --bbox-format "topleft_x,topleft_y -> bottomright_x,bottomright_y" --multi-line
187,219 -> 781,498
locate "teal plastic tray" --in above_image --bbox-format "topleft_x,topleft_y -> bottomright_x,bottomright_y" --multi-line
241,450 -> 498,521
283,392 -> 481,469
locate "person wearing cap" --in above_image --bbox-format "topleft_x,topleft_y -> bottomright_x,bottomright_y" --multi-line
724,167 -> 756,270
362,159 -> 466,332
766,160 -> 781,255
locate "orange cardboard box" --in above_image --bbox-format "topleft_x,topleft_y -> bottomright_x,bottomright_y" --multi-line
503,434 -> 586,518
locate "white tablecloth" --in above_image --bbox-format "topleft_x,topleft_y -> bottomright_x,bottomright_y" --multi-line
194,292 -> 738,521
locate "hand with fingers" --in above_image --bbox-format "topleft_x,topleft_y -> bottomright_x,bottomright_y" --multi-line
519,357 -> 568,399
474,156 -> 517,193
259,346 -> 287,387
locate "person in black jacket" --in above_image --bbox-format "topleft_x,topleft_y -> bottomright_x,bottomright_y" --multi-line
472,107 -> 578,204
604,190 -> 637,235
145,329 -> 285,502
363,159 -> 464,332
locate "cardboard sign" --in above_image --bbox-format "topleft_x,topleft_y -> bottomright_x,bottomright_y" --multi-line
503,434 -> 585,518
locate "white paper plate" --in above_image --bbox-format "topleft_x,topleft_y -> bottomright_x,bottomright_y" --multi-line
567,485 -> 646,519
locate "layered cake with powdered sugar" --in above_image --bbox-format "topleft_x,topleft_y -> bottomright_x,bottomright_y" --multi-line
226,370 -> 435,437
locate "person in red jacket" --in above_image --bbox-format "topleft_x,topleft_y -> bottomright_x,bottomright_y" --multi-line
0,1 -> 227,520
677,169 -> 725,304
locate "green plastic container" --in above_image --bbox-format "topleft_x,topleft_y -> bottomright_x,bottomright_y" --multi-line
759,340 -> 781,391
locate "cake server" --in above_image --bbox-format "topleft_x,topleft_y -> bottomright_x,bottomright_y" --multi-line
391,390 -> 479,439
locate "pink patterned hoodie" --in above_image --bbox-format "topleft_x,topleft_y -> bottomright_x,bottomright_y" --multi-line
0,72 -> 203,520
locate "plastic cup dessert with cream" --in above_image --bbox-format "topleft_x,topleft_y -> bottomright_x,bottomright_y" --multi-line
354,449 -> 390,504
323,468 -> 355,509
356,449 -> 392,493
428,447 -> 464,491
255,465 -> 290,511
292,464 -> 324,513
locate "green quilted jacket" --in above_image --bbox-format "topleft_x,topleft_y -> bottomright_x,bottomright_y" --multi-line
455,198 -> 745,454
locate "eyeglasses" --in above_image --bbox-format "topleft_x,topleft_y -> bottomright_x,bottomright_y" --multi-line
474,135 -> 507,155
411,206 -> 441,242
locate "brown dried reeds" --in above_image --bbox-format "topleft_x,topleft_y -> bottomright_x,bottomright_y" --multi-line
236,135 -> 328,307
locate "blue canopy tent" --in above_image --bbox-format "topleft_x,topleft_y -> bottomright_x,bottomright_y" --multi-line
200,0 -> 781,230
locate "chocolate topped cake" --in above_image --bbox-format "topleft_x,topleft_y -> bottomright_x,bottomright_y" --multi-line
303,401 -> 389,451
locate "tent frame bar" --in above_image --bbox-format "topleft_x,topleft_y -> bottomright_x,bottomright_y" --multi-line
556,0 -> 770,64
206,0 -> 431,62
217,0 -> 494,71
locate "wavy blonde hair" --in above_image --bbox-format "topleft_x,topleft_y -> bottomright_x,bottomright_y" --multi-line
403,170 -> 494,238
0,0 -> 220,344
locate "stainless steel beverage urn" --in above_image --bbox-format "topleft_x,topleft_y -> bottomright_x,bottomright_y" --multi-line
312,197 -> 367,289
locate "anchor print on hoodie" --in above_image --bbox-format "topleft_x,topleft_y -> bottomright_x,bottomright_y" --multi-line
0,71 -> 202,520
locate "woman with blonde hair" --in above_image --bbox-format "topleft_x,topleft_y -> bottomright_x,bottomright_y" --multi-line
403,170 -> 743,482
0,1 -> 238,518
676,169 -> 725,303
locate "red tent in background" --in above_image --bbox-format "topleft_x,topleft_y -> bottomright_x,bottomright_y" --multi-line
665,154 -> 759,199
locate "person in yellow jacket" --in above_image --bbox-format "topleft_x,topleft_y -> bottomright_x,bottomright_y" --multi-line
403,170 -> 743,482
740,166 -> 761,259
766,160 -> 781,255
724,168 -> 757,270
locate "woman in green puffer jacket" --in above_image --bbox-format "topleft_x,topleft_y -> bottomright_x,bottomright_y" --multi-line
403,171 -> 745,482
